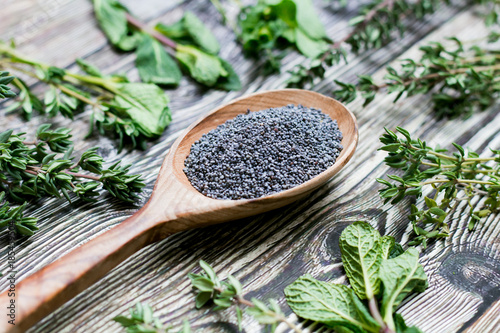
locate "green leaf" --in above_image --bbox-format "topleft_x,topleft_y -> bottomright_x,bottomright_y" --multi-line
135,35 -> 182,86
156,12 -> 220,55
113,83 -> 171,137
175,45 -> 228,87
214,59 -> 241,91
379,248 -> 428,326
274,0 -> 297,27
380,235 -> 395,259
424,196 -> 437,208
295,28 -> 328,58
92,0 -> 138,50
285,275 -> 380,333
195,291 -> 212,308
292,0 -> 327,39
76,58 -> 104,77
339,221 -> 382,300
429,207 -> 446,216
182,12 -> 220,54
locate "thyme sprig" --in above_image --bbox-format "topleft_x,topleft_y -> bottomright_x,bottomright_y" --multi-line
0,124 -> 145,236
378,127 -> 500,247
333,36 -> 500,118
0,42 -> 171,149
286,0 -> 498,87
113,303 -> 191,333
0,71 -> 15,99
189,260 -> 302,333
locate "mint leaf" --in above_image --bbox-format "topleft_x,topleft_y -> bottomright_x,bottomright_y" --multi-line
113,83 -> 171,137
293,0 -> 327,39
339,221 -> 382,300
156,12 -> 221,55
380,235 -> 395,259
92,0 -> 127,45
176,45 -> 227,87
214,59 -> 241,91
379,248 -> 428,328
92,0 -> 139,51
285,275 -> 380,333
135,35 -> 181,86
295,28 -> 329,58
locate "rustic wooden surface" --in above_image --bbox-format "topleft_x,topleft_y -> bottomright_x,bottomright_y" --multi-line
0,1 -> 499,332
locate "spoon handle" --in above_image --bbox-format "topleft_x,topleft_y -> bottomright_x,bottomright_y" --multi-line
0,204 -> 172,333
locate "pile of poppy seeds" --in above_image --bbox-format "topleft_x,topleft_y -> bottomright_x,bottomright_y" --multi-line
184,104 -> 343,200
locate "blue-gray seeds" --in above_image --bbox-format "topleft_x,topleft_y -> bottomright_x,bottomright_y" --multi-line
184,104 -> 343,200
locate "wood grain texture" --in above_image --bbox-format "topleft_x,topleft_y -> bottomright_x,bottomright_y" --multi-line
0,90 -> 358,332
0,1 -> 499,332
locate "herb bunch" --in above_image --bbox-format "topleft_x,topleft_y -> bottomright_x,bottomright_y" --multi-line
0,124 -> 144,236
333,36 -> 500,119
92,0 -> 241,90
286,222 -> 427,333
288,0 -> 499,87
188,260 -> 302,332
286,0 -> 446,87
378,127 -> 500,247
235,0 -> 330,74
115,223 -> 427,333
0,71 -> 15,99
0,42 -> 171,149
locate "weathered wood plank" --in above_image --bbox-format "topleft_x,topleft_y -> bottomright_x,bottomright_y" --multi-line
1,0 -> 499,332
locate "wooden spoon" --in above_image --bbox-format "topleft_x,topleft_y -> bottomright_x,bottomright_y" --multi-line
0,89 -> 358,332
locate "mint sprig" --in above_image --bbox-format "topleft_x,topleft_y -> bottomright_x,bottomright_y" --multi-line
92,0 -> 241,90
285,222 -> 427,333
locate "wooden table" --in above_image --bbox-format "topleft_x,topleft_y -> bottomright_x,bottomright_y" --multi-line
1,1 -> 499,332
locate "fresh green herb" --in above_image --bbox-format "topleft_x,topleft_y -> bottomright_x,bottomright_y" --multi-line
115,224 -> 426,332
114,302 -> 191,333
235,0 -> 330,73
0,124 -> 145,236
0,71 -> 16,99
378,127 -> 500,247
0,42 -> 171,149
333,36 -> 500,118
92,0 -> 240,90
188,260 -> 302,332
285,0 -> 499,87
286,0 -> 444,87
285,222 -> 427,333
0,192 -> 38,236
155,12 -> 221,55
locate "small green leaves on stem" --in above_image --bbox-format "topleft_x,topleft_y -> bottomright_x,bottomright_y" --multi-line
378,127 -> 500,246
333,37 -> 500,119
113,302 -> 191,333
0,124 -> 145,236
91,0 -> 240,90
236,0 -> 329,74
0,71 -> 16,99
0,192 -> 38,236
286,222 -> 427,333
339,221 -> 382,300
188,260 -> 302,333
0,42 -> 172,148
287,0 -> 442,87
135,35 -> 182,86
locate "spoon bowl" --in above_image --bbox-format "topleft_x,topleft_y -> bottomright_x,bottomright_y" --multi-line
0,89 -> 358,333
